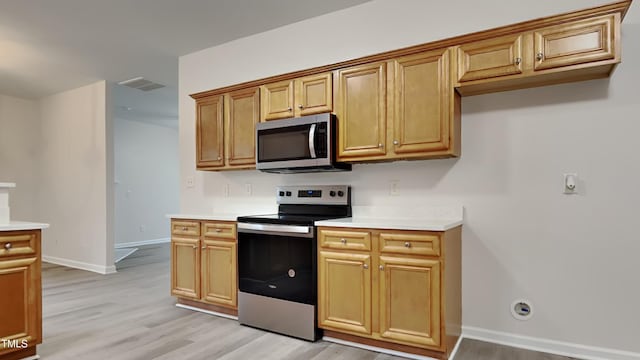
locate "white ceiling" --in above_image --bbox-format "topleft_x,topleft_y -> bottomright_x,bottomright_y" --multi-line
0,0 -> 371,100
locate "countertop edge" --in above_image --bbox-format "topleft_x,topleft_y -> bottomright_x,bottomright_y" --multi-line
0,222 -> 50,231
167,214 -> 239,221
314,218 -> 463,231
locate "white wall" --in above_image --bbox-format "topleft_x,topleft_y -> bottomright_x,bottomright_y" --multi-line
39,81 -> 115,274
0,95 -> 40,220
179,0 -> 640,357
114,117 -> 179,246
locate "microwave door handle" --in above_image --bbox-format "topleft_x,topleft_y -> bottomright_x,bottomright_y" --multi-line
308,123 -> 317,158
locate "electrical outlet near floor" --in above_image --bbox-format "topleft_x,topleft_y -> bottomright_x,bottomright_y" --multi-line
244,183 -> 252,196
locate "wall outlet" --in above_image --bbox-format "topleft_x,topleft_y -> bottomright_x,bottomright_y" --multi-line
224,183 -> 230,197
244,183 -> 252,196
389,180 -> 399,196
186,176 -> 195,188
139,225 -> 146,233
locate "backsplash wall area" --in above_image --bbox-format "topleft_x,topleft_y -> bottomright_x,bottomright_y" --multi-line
179,0 -> 640,358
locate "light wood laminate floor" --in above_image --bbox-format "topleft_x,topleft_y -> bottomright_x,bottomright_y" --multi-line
39,244 -> 577,360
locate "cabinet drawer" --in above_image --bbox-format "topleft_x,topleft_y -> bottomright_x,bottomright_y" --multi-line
202,222 -> 236,239
171,221 -> 201,237
319,229 -> 371,251
379,232 -> 441,257
0,232 -> 37,258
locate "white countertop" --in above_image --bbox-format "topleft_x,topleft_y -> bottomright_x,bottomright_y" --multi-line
167,213 -> 241,222
0,183 -> 16,188
0,221 -> 50,231
315,217 -> 462,231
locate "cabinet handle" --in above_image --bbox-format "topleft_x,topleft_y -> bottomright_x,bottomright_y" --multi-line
393,140 -> 399,145
215,228 -> 222,232
287,107 -> 292,112
192,245 -> 197,249
363,264 -> 369,269
340,238 -> 347,244
536,52 -> 544,61
378,143 -> 384,148
4,243 -> 11,250
404,242 -> 411,248
298,104 -> 304,109
182,227 -> 189,231
515,57 -> 522,65
379,265 -> 384,270
202,246 -> 206,250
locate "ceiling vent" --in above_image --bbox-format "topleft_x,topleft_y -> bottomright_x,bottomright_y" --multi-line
118,77 -> 165,91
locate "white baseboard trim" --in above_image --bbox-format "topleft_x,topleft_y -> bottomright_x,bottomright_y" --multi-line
42,255 -> 117,275
322,336 -> 451,360
114,237 -> 170,249
462,326 -> 640,360
175,303 -> 238,321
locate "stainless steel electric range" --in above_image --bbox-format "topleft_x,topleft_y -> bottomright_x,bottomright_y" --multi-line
236,185 -> 351,341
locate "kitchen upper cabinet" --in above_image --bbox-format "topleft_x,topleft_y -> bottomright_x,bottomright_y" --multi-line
261,72 -> 333,121
379,256 -> 441,348
225,88 -> 259,166
335,62 -> 387,161
196,88 -> 259,170
455,13 -> 621,95
392,49 -> 459,158
318,250 -> 372,335
456,34 -> 525,83
196,95 -> 224,168
533,14 -> 617,71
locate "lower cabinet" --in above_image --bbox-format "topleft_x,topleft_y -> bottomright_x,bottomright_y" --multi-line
171,219 -> 238,313
0,230 -> 42,360
318,227 -> 461,359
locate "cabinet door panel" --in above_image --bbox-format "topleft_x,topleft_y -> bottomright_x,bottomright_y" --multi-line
196,96 -> 224,168
261,80 -> 294,121
534,15 -> 617,71
379,256 -> 441,348
393,49 -> 451,155
336,63 -> 387,160
201,239 -> 237,307
457,34 -> 524,82
171,237 -> 200,299
318,251 -> 371,335
295,73 -> 333,117
0,257 -> 39,354
226,88 -> 259,166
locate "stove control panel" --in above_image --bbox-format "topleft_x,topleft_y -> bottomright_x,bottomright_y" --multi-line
276,185 -> 350,205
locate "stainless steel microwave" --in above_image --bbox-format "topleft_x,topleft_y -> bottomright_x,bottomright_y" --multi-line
255,113 -> 351,173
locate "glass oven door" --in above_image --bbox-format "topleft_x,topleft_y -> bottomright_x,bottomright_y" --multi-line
237,223 -> 316,305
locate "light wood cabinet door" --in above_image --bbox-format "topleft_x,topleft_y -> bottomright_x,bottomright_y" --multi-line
171,237 -> 200,300
379,256 -> 441,348
294,73 -> 333,117
196,95 -> 224,168
0,257 -> 40,355
392,49 -> 454,156
456,34 -> 524,83
336,62 -> 387,161
226,88 -> 259,166
534,14 -> 617,71
201,239 -> 237,307
318,251 -> 372,335
261,80 -> 294,121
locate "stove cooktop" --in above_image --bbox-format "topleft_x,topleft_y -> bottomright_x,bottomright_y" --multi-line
236,214 -> 345,226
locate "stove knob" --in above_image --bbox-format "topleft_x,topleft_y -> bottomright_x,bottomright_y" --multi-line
329,191 -> 336,197
286,191 -> 292,196
279,191 -> 285,196
337,191 -> 344,197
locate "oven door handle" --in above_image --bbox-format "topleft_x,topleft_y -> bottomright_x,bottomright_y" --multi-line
237,222 -> 313,237
308,123 -> 317,159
